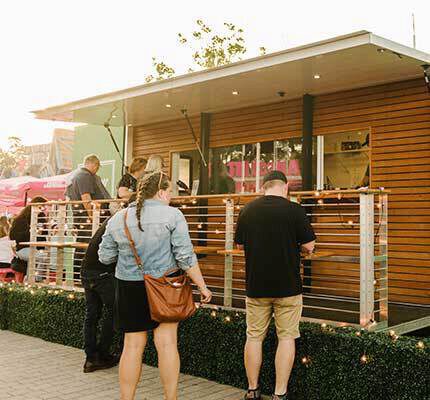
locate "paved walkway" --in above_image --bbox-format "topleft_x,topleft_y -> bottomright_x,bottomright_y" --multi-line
0,330 -> 244,400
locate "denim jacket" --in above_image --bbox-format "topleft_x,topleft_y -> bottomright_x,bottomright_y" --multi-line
98,199 -> 197,281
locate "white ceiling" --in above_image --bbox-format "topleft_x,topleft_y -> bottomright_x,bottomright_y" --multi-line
33,31 -> 430,127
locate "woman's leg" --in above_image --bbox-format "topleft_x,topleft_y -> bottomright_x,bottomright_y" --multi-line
119,331 -> 147,400
153,323 -> 180,400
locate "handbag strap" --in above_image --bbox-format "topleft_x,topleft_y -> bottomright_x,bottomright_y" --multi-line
123,209 -> 143,269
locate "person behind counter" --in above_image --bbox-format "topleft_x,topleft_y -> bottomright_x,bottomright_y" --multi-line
117,158 -> 147,201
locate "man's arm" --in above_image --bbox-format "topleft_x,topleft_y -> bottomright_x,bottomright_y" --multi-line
80,193 -> 93,220
301,240 -> 315,254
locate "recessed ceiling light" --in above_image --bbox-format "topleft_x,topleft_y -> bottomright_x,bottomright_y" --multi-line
313,74 -> 321,79
112,115 -> 117,118
232,90 -> 239,95
127,124 -> 132,127
165,104 -> 172,108
377,48 -> 385,53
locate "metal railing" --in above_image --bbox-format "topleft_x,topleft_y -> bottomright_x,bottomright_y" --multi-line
25,189 -> 389,330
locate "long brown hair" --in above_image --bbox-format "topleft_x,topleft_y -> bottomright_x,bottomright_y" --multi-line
136,172 -> 170,231
16,196 -> 48,222
0,216 -> 9,238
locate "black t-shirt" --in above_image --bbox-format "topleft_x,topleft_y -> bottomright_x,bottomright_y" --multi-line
234,195 -> 316,298
81,219 -> 115,276
117,173 -> 137,198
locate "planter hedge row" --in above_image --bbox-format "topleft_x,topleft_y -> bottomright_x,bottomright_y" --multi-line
0,284 -> 429,400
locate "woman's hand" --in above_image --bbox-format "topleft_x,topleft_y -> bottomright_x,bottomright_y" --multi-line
199,285 -> 212,303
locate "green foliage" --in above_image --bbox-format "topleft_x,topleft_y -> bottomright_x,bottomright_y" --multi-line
1,284 -> 429,400
0,136 -> 25,178
145,19 -> 261,82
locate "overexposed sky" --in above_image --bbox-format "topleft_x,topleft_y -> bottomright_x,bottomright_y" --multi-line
0,0 -> 429,149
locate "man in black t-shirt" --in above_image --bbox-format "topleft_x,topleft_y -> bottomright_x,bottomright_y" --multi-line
235,171 -> 316,400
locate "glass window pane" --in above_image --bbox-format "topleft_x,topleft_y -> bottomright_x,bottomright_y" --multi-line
274,138 -> 305,191
210,145 -> 243,194
243,144 -> 257,193
323,130 -> 370,189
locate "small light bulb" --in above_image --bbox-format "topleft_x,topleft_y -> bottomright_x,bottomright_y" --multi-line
236,205 -> 241,210
232,90 -> 239,95
30,290 -> 35,295
360,354 -> 368,364
301,356 -> 309,364
54,290 -> 59,295
313,74 -> 321,79
165,104 -> 172,108
211,311 -> 217,317
314,191 -> 321,197
417,341 -> 425,349
192,199 -> 197,204
318,199 -> 324,205
68,294 -> 75,300
321,323 -> 327,329
215,229 -> 220,234
348,220 -> 354,226
225,316 -> 231,322
198,224 -> 203,229
182,205 -> 187,209
355,331 -> 361,337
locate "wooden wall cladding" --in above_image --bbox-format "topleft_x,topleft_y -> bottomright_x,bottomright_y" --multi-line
314,78 -> 430,305
133,78 -> 430,305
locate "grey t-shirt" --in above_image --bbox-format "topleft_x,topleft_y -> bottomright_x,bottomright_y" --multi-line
67,168 -> 110,201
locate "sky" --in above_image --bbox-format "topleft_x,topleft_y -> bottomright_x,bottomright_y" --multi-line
0,0 -> 429,150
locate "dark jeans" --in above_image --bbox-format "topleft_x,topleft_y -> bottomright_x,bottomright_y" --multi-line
81,272 -> 115,361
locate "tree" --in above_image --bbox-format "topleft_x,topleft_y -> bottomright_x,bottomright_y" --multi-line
0,136 -> 26,178
145,20 -> 266,82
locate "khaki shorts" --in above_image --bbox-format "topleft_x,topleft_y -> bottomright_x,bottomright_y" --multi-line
246,295 -> 303,341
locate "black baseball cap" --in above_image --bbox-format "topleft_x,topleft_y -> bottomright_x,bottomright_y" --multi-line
262,170 -> 288,186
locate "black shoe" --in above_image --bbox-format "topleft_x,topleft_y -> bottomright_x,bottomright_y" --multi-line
83,355 -> 118,373
244,388 -> 261,399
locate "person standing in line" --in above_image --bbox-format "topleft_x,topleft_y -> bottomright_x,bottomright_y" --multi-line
117,158 -> 147,201
67,154 -> 111,279
235,171 -> 316,400
81,216 -> 119,373
99,172 -> 212,400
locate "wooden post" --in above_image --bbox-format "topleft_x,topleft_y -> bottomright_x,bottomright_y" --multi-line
224,198 -> 234,307
27,206 -> 39,284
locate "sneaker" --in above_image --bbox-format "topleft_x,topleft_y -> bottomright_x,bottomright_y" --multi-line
244,388 -> 261,399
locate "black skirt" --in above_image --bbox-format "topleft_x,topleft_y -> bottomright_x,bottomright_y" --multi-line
115,279 -> 160,333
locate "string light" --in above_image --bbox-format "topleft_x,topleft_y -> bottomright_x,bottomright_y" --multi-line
198,224 -> 203,229
215,229 -> 220,235
348,220 -> 354,226
360,354 -> 368,364
301,356 -> 310,365
222,199 -> 227,204
317,199 -> 324,205
182,205 -> 188,209
389,330 -> 396,337
314,191 -> 321,197
355,331 -> 361,337
211,310 -> 217,317
67,293 -> 75,300
225,316 -> 231,322
337,193 -> 342,200
321,323 -> 327,329
192,199 -> 197,205
236,205 -> 241,210
54,290 -> 59,295
417,341 -> 425,349
30,290 -> 35,295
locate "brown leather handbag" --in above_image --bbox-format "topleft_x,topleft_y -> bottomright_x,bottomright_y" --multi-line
123,210 -> 196,323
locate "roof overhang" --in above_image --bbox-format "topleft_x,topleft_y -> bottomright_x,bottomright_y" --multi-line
33,31 -> 430,127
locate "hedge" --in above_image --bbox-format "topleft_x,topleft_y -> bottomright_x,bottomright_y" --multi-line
1,283 -> 429,400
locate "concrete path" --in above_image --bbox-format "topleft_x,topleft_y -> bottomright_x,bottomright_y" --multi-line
0,330 -> 244,400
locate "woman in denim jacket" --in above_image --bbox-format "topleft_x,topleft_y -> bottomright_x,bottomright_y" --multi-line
99,172 -> 212,400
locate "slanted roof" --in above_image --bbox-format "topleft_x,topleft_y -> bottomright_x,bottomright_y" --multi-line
33,31 -> 430,127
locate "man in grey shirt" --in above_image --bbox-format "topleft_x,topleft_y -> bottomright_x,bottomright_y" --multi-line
67,154 -> 111,280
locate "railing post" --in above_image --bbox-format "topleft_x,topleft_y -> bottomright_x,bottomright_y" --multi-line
27,205 -> 38,284
224,198 -> 234,307
56,204 -> 69,287
92,202 -> 101,235
378,193 -> 389,325
360,193 -> 375,327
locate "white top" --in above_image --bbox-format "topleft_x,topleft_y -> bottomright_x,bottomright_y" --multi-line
0,236 -> 15,264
